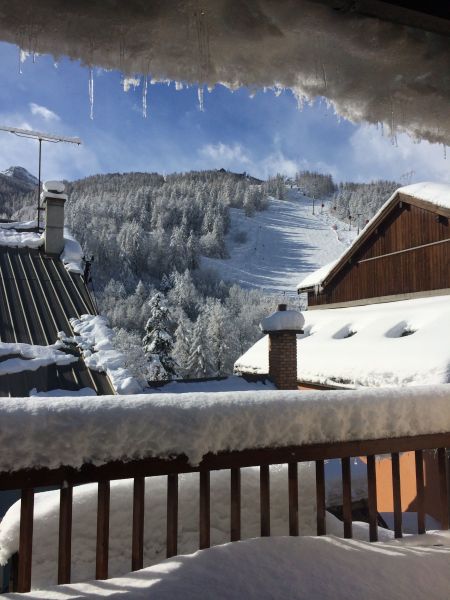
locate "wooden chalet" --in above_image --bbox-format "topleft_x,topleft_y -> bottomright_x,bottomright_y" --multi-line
297,182 -> 449,307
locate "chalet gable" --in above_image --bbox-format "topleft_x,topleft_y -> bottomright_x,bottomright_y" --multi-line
298,182 -> 450,308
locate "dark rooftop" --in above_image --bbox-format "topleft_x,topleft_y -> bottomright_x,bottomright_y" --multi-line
0,241 -> 114,397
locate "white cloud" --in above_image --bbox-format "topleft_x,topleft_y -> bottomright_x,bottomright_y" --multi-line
29,102 -> 60,122
199,142 -> 251,166
347,125 -> 450,184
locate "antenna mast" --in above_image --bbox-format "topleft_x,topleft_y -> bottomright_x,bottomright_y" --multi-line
0,126 -> 82,230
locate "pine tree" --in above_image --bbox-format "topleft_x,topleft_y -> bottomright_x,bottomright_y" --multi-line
187,317 -> 212,378
142,292 -> 177,381
173,314 -> 193,377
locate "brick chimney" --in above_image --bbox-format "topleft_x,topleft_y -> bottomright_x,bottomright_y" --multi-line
260,304 -> 304,390
42,180 -> 67,256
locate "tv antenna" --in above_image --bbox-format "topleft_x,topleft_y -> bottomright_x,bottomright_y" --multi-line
0,126 -> 82,230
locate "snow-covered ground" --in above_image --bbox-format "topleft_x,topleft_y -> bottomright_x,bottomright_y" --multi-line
3,532 -> 449,599
202,189 -> 356,296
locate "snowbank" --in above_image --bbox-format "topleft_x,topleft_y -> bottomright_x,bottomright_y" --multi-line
0,384 -> 448,473
0,341 -> 77,375
61,229 -> 83,274
0,462 -> 393,589
69,315 -> 142,395
3,533 -> 449,599
236,295 -> 450,387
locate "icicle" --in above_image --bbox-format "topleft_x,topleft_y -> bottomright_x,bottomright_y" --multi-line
321,62 -> 328,90
197,85 -> 204,112
32,52 -> 36,63
443,144 -> 447,160
142,75 -> 148,118
18,48 -> 29,74
88,67 -> 94,120
380,122 -> 384,137
175,81 -> 184,91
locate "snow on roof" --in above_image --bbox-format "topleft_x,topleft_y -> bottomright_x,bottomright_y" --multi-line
0,341 -> 77,375
398,181 -> 450,211
0,227 -> 43,249
297,182 -> 450,291
69,315 -> 143,395
235,295 -> 450,387
146,376 -> 275,394
0,383 -> 448,473
296,259 -> 338,291
61,229 -> 83,274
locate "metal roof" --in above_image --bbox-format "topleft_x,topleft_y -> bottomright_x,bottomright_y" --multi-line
0,241 -> 114,397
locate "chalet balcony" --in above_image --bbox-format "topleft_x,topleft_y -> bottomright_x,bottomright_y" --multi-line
0,385 -> 448,598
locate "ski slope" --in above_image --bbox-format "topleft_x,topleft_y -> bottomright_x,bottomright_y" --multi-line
203,189 -> 356,297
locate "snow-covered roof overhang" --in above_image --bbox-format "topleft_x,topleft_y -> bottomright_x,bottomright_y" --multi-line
1,1 -> 450,144
297,182 -> 450,292
235,294 -> 450,388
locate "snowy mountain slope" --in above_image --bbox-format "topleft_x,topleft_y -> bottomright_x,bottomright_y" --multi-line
203,189 -> 357,296
1,166 -> 38,188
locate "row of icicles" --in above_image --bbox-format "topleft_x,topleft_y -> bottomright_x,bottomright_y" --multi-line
17,47 -> 449,158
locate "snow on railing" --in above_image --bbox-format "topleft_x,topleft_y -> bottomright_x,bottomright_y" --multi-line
0,385 -> 448,473
0,385 -> 449,593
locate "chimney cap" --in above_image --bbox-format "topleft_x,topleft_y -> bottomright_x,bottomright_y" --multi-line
260,307 -> 305,333
43,180 -> 65,194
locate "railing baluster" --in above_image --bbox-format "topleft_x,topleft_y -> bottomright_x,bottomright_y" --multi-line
58,482 -> 73,584
367,455 -> 378,542
315,459 -> 326,536
17,488 -> 34,593
341,457 -> 352,539
415,450 -> 425,534
166,474 -> 178,557
230,468 -> 241,541
199,470 -> 210,549
96,480 -> 110,580
288,462 -> 299,536
132,477 -> 145,571
260,465 -> 270,537
391,452 -> 402,538
437,448 -> 449,529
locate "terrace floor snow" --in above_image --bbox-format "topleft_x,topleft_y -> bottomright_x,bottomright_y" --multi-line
4,533 -> 449,599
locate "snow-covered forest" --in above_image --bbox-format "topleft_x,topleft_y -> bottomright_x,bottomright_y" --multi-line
2,167 -> 399,383
332,180 -> 399,224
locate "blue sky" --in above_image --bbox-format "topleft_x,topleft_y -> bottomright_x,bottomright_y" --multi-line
0,41 -> 448,185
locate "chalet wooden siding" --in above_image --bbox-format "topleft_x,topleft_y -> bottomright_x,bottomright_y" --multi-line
308,197 -> 449,307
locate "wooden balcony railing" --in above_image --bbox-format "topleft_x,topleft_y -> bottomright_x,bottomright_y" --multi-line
1,431 -> 449,594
